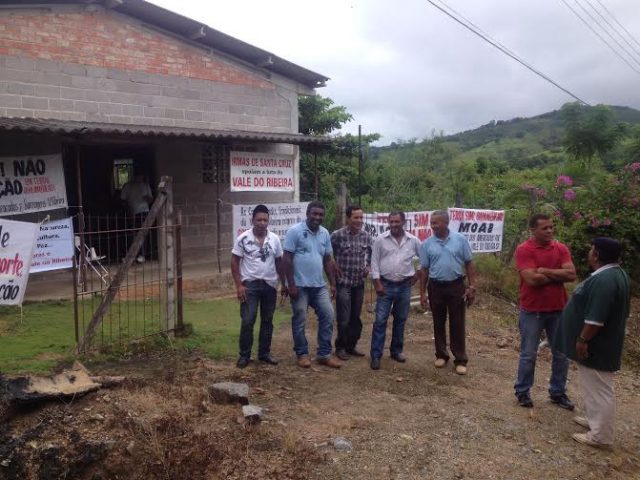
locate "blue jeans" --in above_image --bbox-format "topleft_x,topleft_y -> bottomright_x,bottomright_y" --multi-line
514,310 -> 569,397
238,280 -> 277,359
291,286 -> 334,359
370,279 -> 411,359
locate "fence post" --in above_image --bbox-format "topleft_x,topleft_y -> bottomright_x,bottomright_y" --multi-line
336,182 -> 348,230
175,210 -> 184,334
158,175 -> 175,334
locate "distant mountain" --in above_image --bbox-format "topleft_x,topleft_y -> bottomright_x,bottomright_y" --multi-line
371,105 -> 640,170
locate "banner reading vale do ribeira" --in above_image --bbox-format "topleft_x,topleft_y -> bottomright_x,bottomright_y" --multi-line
230,151 -> 295,192
0,154 -> 68,216
0,218 -> 38,305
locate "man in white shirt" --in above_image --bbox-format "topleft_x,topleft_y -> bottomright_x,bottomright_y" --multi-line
369,211 -> 422,370
120,173 -> 153,263
231,204 -> 287,368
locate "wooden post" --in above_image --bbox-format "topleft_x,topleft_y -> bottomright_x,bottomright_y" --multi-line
336,182 -> 348,230
77,178 -> 170,353
158,176 -> 175,334
175,210 -> 184,334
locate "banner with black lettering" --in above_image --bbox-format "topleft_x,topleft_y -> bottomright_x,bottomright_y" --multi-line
230,151 -> 295,192
0,154 -> 68,216
0,218 -> 38,305
233,202 -> 309,241
448,208 -> 504,252
363,211 -> 435,242
30,218 -> 74,273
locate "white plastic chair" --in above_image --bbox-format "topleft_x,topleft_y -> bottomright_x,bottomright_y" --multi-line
75,235 -> 110,287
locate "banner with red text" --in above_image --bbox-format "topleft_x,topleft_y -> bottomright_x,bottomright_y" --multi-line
363,211 -> 435,242
448,208 -> 504,252
30,218 -> 74,273
0,154 -> 67,216
230,151 -> 295,192
0,218 -> 38,305
233,202 -> 309,241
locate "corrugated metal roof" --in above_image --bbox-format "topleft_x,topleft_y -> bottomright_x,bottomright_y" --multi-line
2,0 -> 329,89
0,117 -> 331,146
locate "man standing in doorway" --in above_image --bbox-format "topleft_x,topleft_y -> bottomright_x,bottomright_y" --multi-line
419,210 -> 476,375
514,213 -> 577,409
555,237 -> 630,449
283,200 -> 341,369
331,205 -> 373,360
120,172 -> 153,263
231,204 -> 287,369
369,211 -> 421,370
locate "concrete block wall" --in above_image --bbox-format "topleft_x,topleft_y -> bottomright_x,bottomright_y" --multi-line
0,4 -> 304,133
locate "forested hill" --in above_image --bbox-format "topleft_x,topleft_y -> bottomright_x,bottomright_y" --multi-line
371,105 -> 640,171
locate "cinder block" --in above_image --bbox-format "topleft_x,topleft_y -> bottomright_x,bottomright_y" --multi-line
7,83 -> 35,96
108,92 -> 136,104
4,57 -> 36,71
106,115 -> 133,124
0,94 -> 22,108
5,108 -> 35,118
21,97 -> 49,109
43,72 -> 72,87
99,103 -> 122,115
165,108 -> 184,120
184,110 -> 203,121
61,63 -> 87,76
85,90 -> 111,102
51,111 -> 86,121
96,78 -> 118,92
35,59 -> 62,73
86,112 -> 109,122
105,69 -> 131,81
144,106 -> 164,117
49,98 -> 75,111
60,87 -> 86,100
0,69 -> 44,84
74,100 -> 100,114
86,66 -> 108,78
71,76 -> 97,89
122,104 -> 144,116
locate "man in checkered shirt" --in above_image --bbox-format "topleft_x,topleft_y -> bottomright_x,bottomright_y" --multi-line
331,205 -> 373,360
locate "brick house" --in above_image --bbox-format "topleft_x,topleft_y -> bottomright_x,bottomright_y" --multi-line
0,0 -> 328,263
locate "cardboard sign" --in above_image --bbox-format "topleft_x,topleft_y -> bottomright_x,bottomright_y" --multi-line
230,151 -> 295,192
30,218 -> 74,273
448,208 -> 505,252
0,154 -> 68,216
233,202 -> 309,240
0,218 -> 38,305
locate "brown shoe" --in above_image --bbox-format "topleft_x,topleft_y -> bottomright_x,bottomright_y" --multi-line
317,356 -> 342,369
296,355 -> 311,368
336,349 -> 350,361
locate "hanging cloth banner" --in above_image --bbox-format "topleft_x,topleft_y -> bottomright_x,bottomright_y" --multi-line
447,208 -> 505,253
30,217 -> 74,273
0,154 -> 68,216
229,151 -> 295,192
0,218 -> 38,305
363,211 -> 435,242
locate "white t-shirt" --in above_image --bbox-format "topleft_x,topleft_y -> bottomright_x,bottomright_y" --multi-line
120,181 -> 152,215
231,229 -> 283,288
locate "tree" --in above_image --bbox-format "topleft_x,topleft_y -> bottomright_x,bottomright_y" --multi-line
298,95 -> 352,135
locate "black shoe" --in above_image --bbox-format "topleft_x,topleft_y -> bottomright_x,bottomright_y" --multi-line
370,358 -> 381,370
258,354 -> 279,365
517,393 -> 533,408
347,348 -> 365,357
550,394 -> 575,411
391,353 -> 406,363
236,357 -> 250,369
336,349 -> 350,361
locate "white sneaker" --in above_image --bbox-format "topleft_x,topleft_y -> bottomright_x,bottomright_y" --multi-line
455,365 -> 467,375
136,255 -> 145,264
572,433 -> 612,450
434,358 -> 446,368
573,416 -> 589,429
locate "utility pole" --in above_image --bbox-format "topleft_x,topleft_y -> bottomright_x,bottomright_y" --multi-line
358,125 -> 363,205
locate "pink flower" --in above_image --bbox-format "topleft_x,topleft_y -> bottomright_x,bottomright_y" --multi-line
563,189 -> 576,201
554,210 -> 563,218
534,188 -> 546,199
626,162 -> 640,172
591,218 -> 599,228
603,218 -> 612,226
573,212 -> 582,220
556,175 -> 574,187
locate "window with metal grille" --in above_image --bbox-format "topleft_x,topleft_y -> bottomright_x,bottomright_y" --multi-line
201,144 -> 230,184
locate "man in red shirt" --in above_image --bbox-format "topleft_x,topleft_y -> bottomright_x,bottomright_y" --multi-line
514,214 -> 577,409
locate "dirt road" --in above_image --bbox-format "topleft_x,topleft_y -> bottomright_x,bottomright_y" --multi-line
2,296 -> 639,479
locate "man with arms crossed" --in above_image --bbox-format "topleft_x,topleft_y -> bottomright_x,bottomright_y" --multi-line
555,237 -> 630,450
331,205 -> 372,360
231,204 -> 286,368
419,210 -> 476,375
369,211 -> 421,370
283,201 -> 341,369
514,213 -> 576,409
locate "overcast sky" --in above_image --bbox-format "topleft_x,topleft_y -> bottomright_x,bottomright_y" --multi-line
151,0 -> 640,145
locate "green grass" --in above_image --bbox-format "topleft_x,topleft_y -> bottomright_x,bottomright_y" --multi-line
0,298 -> 289,374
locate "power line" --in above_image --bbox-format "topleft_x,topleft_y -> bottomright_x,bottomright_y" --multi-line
574,0 -> 640,69
594,0 -> 640,51
425,0 -> 589,104
560,0 -> 640,74
583,0 -> 640,60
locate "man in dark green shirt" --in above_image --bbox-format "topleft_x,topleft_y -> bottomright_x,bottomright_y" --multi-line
555,237 -> 630,449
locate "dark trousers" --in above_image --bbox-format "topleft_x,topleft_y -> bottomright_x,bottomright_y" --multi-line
335,283 -> 365,352
428,278 -> 468,365
238,280 -> 277,359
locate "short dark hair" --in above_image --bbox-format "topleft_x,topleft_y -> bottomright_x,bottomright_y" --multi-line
529,213 -> 551,229
252,204 -> 269,219
388,210 -> 405,222
591,237 -> 622,264
306,200 -> 325,214
432,210 -> 449,222
346,205 -> 363,218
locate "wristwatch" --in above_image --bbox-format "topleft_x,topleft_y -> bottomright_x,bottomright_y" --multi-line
577,336 -> 588,344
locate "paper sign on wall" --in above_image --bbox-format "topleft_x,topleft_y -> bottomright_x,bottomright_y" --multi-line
230,151 -> 295,192
30,218 -> 74,273
0,218 -> 38,305
233,202 -> 309,240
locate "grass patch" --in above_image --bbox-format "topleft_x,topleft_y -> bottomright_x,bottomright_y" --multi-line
0,298 -> 290,375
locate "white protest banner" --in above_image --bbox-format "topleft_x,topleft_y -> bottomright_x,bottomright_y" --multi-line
448,208 -> 505,253
0,154 -> 68,216
364,211 -> 434,242
30,218 -> 74,273
233,202 -> 309,241
230,151 -> 295,192
0,218 -> 38,305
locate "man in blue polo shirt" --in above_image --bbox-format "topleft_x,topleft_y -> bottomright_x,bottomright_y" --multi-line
283,200 -> 341,369
419,210 -> 476,375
